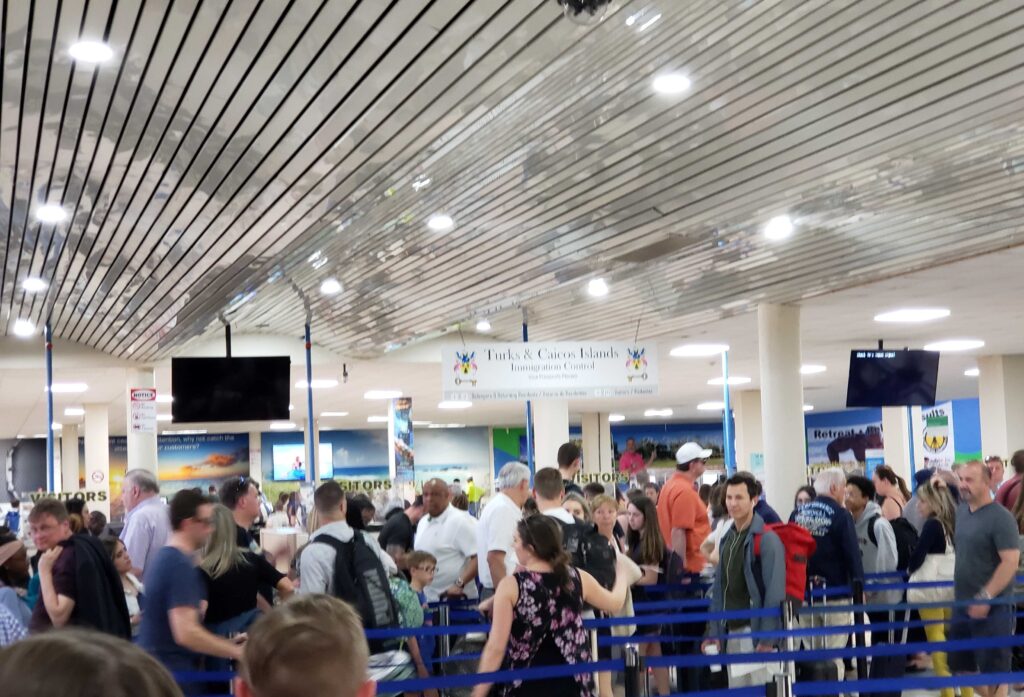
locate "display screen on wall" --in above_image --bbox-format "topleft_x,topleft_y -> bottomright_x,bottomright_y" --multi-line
271,443 -> 334,481
846,349 -> 939,407
171,357 -> 291,422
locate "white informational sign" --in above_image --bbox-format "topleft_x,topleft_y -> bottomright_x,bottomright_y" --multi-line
129,388 -> 158,434
917,401 -> 956,469
442,341 -> 659,401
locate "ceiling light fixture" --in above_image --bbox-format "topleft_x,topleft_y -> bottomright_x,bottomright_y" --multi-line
964,368 -> 980,377
321,411 -> 350,417
156,394 -> 174,403
413,420 -> 432,426
364,390 -> 402,400
638,13 -> 661,31
367,416 -> 389,423
763,215 -> 794,240
51,423 -> 62,431
707,376 -> 751,386
22,277 -> 47,292
63,407 -> 85,417
923,339 -> 985,352
670,343 -> 729,357
587,278 -> 609,297
874,308 -> 951,323
438,401 -> 472,410
697,401 -> 725,411
427,214 -> 454,231
652,73 -> 691,95
803,405 -> 815,412
475,319 -> 492,333
69,40 -> 114,63
609,414 -> 626,423
801,364 -> 827,375
13,319 -> 35,337
269,422 -> 296,430
411,177 -> 431,191
46,382 -> 88,393
644,408 -> 673,418
295,379 -> 339,389
35,204 -> 68,224
320,278 -> 342,295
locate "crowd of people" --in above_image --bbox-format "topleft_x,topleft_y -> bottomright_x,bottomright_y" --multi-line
1,448 -> 1024,697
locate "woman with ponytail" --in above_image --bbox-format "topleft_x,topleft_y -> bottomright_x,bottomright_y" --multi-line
873,464 -> 911,522
472,515 -> 638,697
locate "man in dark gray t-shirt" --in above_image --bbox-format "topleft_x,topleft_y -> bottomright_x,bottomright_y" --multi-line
950,461 -> 1021,696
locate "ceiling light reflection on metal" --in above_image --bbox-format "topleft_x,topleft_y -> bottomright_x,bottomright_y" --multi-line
873,308 -> 951,323
320,278 -> 342,295
22,277 -> 47,292
923,339 -> 985,352
13,319 -> 35,337
69,40 -> 114,63
638,13 -> 661,31
588,278 -> 609,297
652,73 -> 691,95
35,204 -> 67,223
427,214 -> 454,231
763,215 -> 794,240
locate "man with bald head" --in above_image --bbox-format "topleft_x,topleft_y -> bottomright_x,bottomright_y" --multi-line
414,478 -> 479,601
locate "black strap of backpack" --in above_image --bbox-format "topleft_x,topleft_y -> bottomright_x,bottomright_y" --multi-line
310,535 -> 359,599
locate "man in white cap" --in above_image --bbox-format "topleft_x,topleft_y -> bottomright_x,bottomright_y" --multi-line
656,442 -> 712,580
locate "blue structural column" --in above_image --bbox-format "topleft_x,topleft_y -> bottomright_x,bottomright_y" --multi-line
906,406 -> 917,485
45,321 -> 55,491
522,308 -> 534,473
304,323 -> 315,481
722,349 -> 735,477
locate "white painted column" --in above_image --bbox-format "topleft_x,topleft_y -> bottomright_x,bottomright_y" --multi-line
978,355 -> 1024,459
249,430 -> 263,480
733,390 -> 763,474
303,419 -> 320,482
580,413 -> 613,475
532,400 -> 570,470
757,304 -> 807,519
882,407 -> 913,482
126,368 -> 158,475
60,424 -> 80,493
84,404 -> 111,518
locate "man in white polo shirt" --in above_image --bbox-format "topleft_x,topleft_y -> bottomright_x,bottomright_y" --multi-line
534,467 -> 575,524
476,462 -> 531,600
414,478 -> 479,602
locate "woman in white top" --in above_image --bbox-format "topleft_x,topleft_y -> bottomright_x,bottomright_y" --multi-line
103,538 -> 144,634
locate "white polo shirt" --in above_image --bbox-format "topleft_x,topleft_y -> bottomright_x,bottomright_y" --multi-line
477,491 -> 523,589
414,504 -> 479,601
543,506 -> 576,525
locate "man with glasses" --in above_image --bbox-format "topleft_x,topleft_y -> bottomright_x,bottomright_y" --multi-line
139,489 -> 243,679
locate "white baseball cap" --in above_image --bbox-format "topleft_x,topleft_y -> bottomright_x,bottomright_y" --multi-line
676,442 -> 713,465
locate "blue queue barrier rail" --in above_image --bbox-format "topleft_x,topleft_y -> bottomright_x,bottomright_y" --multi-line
375,659 -> 625,693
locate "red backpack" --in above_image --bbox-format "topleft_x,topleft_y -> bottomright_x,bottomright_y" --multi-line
753,522 -> 817,604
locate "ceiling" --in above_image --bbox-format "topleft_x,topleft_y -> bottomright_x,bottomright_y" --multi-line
0,0 -> 1023,437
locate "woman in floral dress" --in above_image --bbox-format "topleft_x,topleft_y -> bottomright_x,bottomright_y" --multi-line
472,515 -> 636,697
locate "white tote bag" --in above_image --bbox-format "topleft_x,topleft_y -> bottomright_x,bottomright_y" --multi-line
907,537 -> 955,603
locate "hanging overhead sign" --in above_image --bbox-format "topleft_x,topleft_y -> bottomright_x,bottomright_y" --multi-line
442,341 -> 659,401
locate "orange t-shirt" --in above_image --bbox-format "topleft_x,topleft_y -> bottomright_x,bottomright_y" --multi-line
657,471 -> 710,575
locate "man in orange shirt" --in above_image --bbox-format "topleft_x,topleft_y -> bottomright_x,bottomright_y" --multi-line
657,442 -> 712,578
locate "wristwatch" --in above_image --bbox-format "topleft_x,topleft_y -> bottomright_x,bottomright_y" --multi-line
975,588 -> 992,601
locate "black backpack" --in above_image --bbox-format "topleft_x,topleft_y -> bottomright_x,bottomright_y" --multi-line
867,515 -> 919,571
557,519 -> 617,589
313,533 -> 401,652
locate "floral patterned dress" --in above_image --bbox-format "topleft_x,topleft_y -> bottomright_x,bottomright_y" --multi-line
492,568 -> 595,697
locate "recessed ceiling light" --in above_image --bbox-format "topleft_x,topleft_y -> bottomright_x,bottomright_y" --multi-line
16,435 -> 25,439
439,401 -> 472,410
670,343 -> 729,357
763,215 -> 794,240
51,422 -> 62,431
35,204 -> 67,224
427,214 -> 454,231
803,405 -> 815,412
964,367 -> 980,377
707,376 -> 751,386
156,414 -> 172,422
652,73 -> 691,95
475,319 -> 492,333
69,40 -> 114,63
413,420 -> 432,426
697,402 -> 726,411
46,382 -> 88,393
801,364 -> 827,375
162,429 -> 206,435
320,278 -> 342,295
156,394 -> 174,403
364,390 -> 402,400
609,414 -> 626,423
367,415 -> 389,423
269,422 -> 296,430
32,434 -> 46,439
295,379 -> 339,389
321,411 -> 350,417
13,319 -> 35,337
923,339 -> 985,352
644,408 -> 673,418
22,277 -> 47,292
874,308 -> 951,323
63,407 -> 85,417
587,278 -> 609,297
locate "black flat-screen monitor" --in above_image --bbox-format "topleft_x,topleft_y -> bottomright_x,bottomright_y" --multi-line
172,357 -> 291,423
846,349 -> 939,407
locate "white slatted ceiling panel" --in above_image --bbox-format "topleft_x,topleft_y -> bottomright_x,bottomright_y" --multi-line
0,0 -> 1021,361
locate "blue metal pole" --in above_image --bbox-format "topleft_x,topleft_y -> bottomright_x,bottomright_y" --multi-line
722,349 -> 735,476
45,321 -> 54,491
907,405 -> 917,487
304,323 -> 315,481
522,311 -> 534,474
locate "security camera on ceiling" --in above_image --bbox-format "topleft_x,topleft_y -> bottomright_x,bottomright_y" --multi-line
556,0 -> 613,25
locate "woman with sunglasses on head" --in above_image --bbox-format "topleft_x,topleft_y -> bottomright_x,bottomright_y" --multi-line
472,515 -> 638,697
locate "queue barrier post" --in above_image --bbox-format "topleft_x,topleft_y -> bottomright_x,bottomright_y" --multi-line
623,643 -> 644,697
439,604 -> 452,659
852,578 -> 866,681
766,671 -> 794,697
781,599 -> 797,682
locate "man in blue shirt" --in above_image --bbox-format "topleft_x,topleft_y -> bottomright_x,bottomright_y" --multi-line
139,489 -> 243,681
